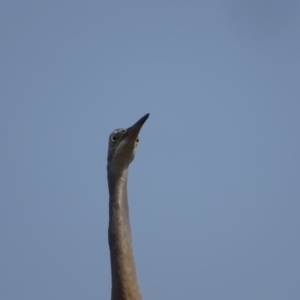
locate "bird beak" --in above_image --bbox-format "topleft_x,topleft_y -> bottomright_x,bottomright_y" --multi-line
125,113 -> 150,141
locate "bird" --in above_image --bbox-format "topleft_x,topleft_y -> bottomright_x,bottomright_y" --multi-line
107,113 -> 150,300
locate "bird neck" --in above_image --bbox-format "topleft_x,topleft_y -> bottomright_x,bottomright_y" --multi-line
107,166 -> 142,300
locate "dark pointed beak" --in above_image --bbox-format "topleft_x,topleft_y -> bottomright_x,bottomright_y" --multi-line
125,113 -> 150,141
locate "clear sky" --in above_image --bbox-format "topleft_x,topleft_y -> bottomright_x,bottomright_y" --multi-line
1,1 -> 299,299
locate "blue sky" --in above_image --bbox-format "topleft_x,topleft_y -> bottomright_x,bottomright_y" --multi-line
1,1 -> 300,299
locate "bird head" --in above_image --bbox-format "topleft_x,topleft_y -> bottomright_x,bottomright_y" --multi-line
107,113 -> 150,171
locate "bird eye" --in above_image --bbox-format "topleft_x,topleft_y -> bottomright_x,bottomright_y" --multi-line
136,138 -> 139,143
111,135 -> 118,142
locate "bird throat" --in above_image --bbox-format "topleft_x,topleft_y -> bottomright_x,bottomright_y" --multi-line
107,168 -> 142,300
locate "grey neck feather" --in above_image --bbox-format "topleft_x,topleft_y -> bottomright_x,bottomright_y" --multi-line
107,165 -> 142,300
